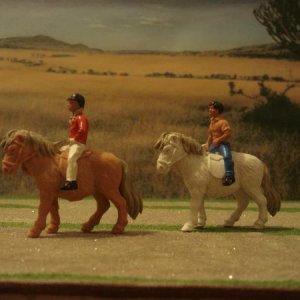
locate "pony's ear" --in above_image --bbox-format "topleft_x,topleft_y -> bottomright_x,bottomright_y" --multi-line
0,137 -> 5,149
14,134 -> 25,143
154,132 -> 168,150
154,139 -> 161,149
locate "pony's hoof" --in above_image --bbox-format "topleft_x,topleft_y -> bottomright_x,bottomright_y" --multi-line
27,228 -> 41,238
195,225 -> 204,230
46,224 -> 59,234
111,224 -> 126,234
196,221 -> 206,228
254,220 -> 265,230
181,222 -> 195,232
81,222 -> 94,233
223,219 -> 235,227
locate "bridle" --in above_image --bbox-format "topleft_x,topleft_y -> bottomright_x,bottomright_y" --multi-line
2,139 -> 36,172
157,140 -> 187,168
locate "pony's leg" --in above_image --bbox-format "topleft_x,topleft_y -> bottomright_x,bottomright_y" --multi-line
182,192 -> 205,232
46,198 -> 60,234
28,192 -> 54,238
197,200 -> 207,227
105,191 -> 128,234
224,190 -> 249,227
246,189 -> 268,229
81,194 -> 110,233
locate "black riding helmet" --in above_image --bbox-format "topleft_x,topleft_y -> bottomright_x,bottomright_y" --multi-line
67,93 -> 85,108
209,100 -> 224,113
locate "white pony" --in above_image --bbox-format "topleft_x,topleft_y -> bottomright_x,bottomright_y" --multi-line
154,132 -> 281,232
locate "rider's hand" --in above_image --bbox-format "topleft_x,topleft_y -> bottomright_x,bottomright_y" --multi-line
213,138 -> 220,147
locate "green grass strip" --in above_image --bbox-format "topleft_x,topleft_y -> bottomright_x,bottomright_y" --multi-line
143,198 -> 300,203
144,205 -> 235,211
1,221 -> 299,236
144,205 -> 300,213
0,203 -> 37,209
0,195 -> 38,200
0,273 -> 299,289
280,207 -> 300,213
2,196 -> 300,203
0,221 -> 181,232
1,203 -> 299,213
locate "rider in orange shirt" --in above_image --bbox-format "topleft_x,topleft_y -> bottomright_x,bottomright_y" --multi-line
207,101 -> 235,186
61,93 -> 89,191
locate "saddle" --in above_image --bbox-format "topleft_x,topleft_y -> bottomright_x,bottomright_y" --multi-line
59,145 -> 92,160
207,153 -> 225,179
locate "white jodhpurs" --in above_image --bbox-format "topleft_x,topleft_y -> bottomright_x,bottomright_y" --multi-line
66,140 -> 86,181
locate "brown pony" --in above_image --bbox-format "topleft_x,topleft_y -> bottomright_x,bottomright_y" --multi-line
1,130 -> 142,238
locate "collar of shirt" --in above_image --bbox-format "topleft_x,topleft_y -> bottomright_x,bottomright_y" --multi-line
70,108 -> 83,119
73,108 -> 83,116
69,108 -> 83,123
210,116 -> 222,123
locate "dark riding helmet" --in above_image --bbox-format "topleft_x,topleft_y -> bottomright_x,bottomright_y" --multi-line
67,93 -> 85,108
209,100 -> 224,113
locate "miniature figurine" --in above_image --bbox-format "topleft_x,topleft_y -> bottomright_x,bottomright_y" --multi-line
207,101 -> 235,186
1,130 -> 142,238
61,93 -> 89,191
154,132 -> 280,232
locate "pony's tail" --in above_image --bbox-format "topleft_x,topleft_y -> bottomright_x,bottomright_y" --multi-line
119,160 -> 143,219
262,165 -> 281,216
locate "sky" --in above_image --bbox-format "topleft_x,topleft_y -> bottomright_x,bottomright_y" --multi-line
0,0 -> 273,51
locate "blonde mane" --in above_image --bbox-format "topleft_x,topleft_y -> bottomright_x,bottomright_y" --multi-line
1,129 -> 60,156
154,132 -> 203,155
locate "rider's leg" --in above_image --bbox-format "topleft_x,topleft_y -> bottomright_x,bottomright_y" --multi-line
61,141 -> 86,190
218,143 -> 235,185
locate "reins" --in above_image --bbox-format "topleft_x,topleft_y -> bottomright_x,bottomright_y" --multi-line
157,141 -> 187,167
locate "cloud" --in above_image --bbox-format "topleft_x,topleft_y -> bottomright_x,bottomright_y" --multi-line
138,16 -> 173,27
121,24 -> 133,29
88,23 -> 109,29
142,3 -> 166,10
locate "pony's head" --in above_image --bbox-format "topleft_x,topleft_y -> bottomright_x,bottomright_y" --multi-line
1,130 -> 59,174
154,132 -> 203,174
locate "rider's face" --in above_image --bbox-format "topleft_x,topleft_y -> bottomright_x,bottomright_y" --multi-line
209,105 -> 220,118
68,100 -> 80,113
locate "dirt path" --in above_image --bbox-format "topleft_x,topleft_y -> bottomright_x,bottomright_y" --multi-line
1,199 -> 300,286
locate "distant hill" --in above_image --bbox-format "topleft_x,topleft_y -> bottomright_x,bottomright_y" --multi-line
0,35 -> 297,59
205,44 -> 299,60
119,44 -> 298,60
0,35 -> 100,52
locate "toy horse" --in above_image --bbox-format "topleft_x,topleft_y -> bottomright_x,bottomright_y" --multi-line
1,130 -> 143,238
155,132 -> 280,231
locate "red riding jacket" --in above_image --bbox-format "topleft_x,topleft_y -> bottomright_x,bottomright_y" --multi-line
69,111 -> 89,145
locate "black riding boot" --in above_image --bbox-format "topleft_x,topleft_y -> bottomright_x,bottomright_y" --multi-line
61,180 -> 78,190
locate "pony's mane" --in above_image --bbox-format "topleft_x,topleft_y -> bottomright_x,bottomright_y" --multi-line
154,132 -> 204,155
0,129 -> 60,156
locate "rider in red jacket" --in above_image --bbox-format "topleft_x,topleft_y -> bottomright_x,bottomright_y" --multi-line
61,93 -> 89,191
69,109 -> 89,144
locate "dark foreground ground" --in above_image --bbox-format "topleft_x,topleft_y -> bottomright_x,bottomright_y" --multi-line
0,198 -> 299,299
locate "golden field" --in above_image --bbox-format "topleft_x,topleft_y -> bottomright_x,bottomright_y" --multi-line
0,48 -> 300,198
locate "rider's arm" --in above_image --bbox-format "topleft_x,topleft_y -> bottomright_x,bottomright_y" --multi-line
207,135 -> 213,147
213,120 -> 231,145
72,115 -> 89,144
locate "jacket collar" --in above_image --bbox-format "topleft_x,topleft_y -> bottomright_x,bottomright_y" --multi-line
72,108 -> 83,116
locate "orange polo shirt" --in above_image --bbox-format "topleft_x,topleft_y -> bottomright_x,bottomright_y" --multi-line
207,116 -> 231,147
